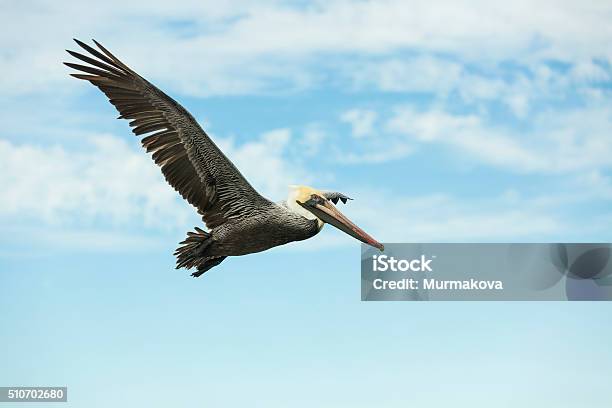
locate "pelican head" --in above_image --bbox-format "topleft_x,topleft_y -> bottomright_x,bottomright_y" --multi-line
287,185 -> 384,251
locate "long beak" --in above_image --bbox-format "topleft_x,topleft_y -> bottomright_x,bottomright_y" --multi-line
298,198 -> 384,251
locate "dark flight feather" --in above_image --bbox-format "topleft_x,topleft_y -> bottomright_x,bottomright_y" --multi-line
65,39 -> 272,229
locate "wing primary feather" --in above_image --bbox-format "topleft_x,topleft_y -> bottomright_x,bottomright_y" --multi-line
64,62 -> 123,78
66,50 -> 126,76
91,39 -> 132,72
66,39 -> 272,229
73,38 -> 119,68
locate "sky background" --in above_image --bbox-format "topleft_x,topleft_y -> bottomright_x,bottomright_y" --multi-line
1,0 -> 612,406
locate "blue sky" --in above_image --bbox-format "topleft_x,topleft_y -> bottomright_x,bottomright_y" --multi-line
1,1 -> 612,407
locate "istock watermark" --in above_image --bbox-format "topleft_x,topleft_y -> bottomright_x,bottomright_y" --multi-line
372,255 -> 434,272
361,243 -> 612,301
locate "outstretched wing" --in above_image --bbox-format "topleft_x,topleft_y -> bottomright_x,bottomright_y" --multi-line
65,39 -> 271,229
323,191 -> 353,204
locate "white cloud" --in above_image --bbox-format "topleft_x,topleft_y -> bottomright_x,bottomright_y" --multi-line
0,134 -> 191,228
334,143 -> 413,164
575,170 -> 612,200
218,128 -> 315,199
345,55 -> 611,121
385,104 -> 612,173
346,57 -> 463,95
570,60 -> 611,83
300,125 -> 327,156
1,1 -> 611,97
504,93 -> 530,119
386,107 -> 542,169
340,109 -> 378,138
0,129 -> 313,241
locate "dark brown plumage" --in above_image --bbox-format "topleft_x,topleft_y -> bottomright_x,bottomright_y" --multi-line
65,39 -> 382,277
65,39 -> 271,230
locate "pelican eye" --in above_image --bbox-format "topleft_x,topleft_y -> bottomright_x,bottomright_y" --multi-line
310,194 -> 325,204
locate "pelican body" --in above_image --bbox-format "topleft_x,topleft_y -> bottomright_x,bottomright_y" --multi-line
65,39 -> 384,277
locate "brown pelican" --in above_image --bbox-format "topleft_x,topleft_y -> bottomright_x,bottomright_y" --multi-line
64,39 -> 384,277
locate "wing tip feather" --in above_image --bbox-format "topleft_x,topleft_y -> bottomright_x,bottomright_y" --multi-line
69,73 -> 100,81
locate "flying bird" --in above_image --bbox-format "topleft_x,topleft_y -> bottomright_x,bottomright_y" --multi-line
64,39 -> 384,277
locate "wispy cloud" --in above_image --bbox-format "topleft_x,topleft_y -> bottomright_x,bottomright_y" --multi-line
345,56 -> 463,96
386,107 -> 543,170
2,1 -> 611,97
0,134 -> 191,228
340,109 -> 378,138
0,127 -> 315,245
348,102 -> 612,174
